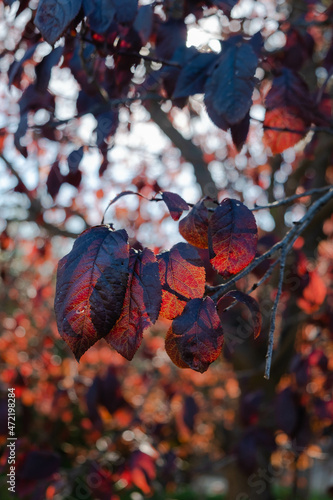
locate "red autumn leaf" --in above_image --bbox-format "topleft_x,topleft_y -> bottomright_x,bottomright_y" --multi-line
105,247 -> 161,360
297,270 -> 326,314
263,107 -> 305,154
218,290 -> 261,339
165,297 -> 224,373
130,451 -> 156,495
157,243 -> 206,320
208,198 -> 257,277
178,199 -> 209,248
54,225 -> 129,361
162,191 -> 189,221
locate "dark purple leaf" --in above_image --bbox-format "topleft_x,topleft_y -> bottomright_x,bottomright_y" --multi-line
162,191 -> 189,221
249,31 -> 264,56
204,36 -> 258,125
265,69 -> 326,125
105,247 -> 161,360
63,169 -> 82,189
183,395 -> 198,431
230,111 -> 250,151
204,90 -> 229,130
35,0 -> 83,45
166,297 -> 224,373
46,160 -> 64,198
8,43 -> 39,88
14,112 -> 28,157
67,146 -> 84,173
133,4 -> 153,44
19,84 -> 55,115
35,46 -> 63,93
173,51 -> 219,99
219,290 -> 261,339
156,19 -> 187,61
95,111 -> 119,147
54,226 -> 129,360
67,43 -> 97,96
113,0 -> 138,24
86,367 -> 127,428
82,0 -> 116,33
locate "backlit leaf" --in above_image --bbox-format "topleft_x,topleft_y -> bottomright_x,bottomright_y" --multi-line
297,270 -> 326,314
165,297 -> 224,373
105,247 -> 161,360
157,243 -> 206,320
179,200 -> 209,249
162,191 -> 189,221
35,0 -> 83,45
218,290 -> 261,339
265,69 -> 313,122
208,198 -> 257,277
263,107 -> 305,154
54,225 -> 129,361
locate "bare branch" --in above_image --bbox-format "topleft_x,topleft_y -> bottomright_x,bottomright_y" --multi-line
208,187 -> 333,303
251,185 -> 333,211
264,246 -> 287,380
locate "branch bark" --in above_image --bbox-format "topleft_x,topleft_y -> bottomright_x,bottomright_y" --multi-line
145,100 -> 218,198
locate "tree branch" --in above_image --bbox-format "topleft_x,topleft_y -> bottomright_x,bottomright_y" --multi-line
251,185 -> 333,211
145,100 -> 218,198
1,154 -> 88,239
264,246 -> 287,379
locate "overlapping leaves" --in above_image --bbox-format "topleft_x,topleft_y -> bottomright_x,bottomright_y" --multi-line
105,248 -> 161,360
165,297 -> 224,373
54,225 -> 130,360
157,243 -> 206,320
55,192 -> 260,371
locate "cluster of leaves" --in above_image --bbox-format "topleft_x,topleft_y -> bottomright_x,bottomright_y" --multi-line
1,0 -> 333,196
1,228 -> 333,500
55,191 -> 260,373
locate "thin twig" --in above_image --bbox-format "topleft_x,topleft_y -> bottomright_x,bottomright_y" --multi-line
263,124 -> 333,135
251,185 -> 333,211
316,65 -> 333,106
80,35 -> 183,68
247,257 -> 280,293
46,94 -> 168,128
208,187 -> 333,303
264,246 -> 287,379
